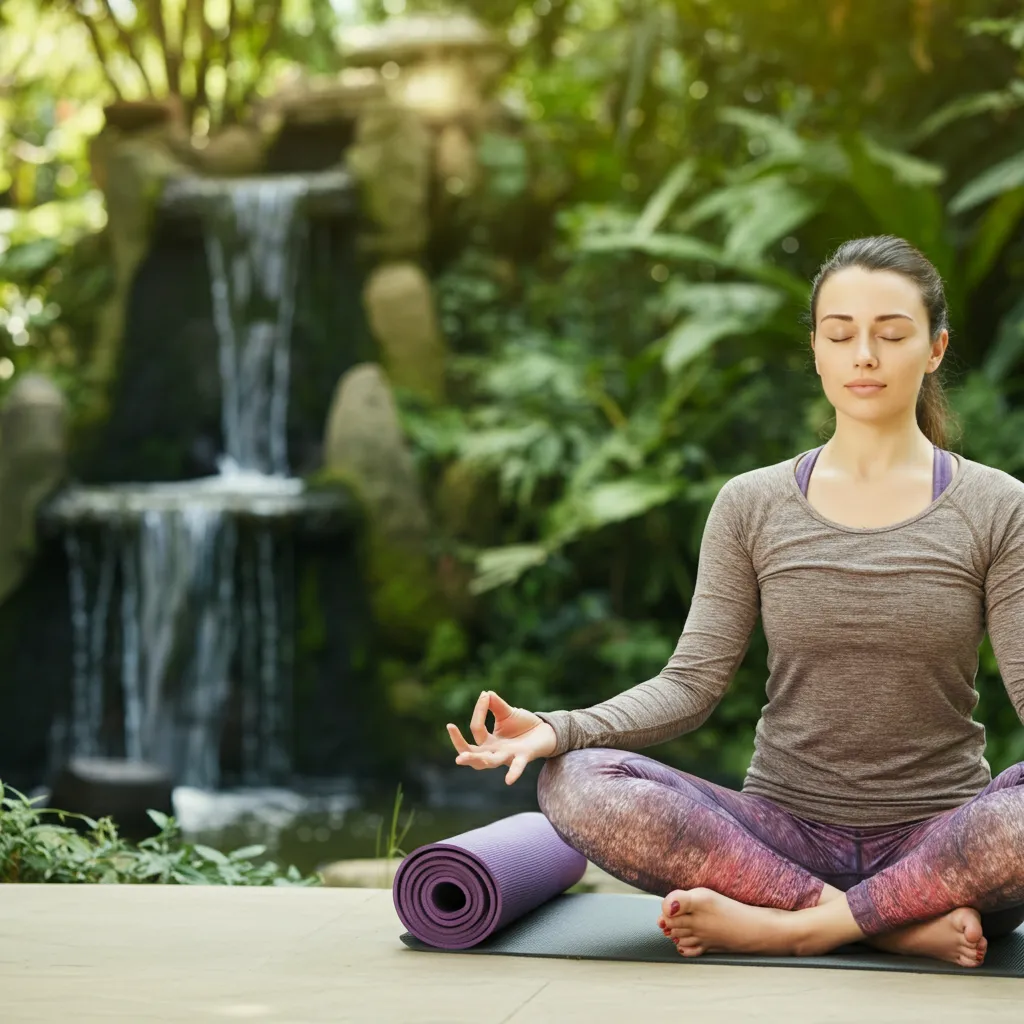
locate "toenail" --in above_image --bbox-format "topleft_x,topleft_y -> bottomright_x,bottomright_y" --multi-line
670,900 -> 679,914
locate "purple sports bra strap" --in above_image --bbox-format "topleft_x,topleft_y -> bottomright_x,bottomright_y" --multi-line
798,444 -> 953,501
933,445 -> 953,502
795,446 -> 825,497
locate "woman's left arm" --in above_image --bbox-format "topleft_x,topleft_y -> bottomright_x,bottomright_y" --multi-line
984,496 -> 1024,722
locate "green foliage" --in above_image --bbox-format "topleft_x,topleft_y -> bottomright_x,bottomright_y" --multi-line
0,781 -> 321,885
397,1 -> 1024,781
4,0 -> 1024,784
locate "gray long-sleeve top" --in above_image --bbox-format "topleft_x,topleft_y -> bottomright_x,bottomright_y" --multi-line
534,450 -> 1024,826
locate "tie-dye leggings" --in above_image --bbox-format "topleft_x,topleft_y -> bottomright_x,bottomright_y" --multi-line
536,748 -> 1024,938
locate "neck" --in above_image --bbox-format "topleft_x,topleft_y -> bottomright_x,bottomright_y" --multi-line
822,412 -> 934,481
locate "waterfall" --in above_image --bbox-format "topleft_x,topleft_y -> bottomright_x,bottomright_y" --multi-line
60,503 -> 296,789
205,178 -> 309,477
56,177 -> 311,788
118,508 -> 238,788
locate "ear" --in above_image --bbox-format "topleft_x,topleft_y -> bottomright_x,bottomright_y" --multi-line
810,331 -> 820,375
928,328 -> 949,371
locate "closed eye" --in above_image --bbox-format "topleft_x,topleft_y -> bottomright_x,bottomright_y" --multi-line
828,336 -> 906,342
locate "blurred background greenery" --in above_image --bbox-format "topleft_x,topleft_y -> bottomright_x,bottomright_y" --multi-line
3,0 -> 1024,812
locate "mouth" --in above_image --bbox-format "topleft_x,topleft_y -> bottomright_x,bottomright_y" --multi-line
845,384 -> 885,393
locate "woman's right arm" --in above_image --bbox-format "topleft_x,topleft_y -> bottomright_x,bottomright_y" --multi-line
533,477 -> 761,756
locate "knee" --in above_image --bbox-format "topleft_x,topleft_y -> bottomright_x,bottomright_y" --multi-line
536,749 -> 579,821
537,748 -> 624,827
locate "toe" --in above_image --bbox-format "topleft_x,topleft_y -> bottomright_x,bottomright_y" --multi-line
662,889 -> 688,919
958,909 -> 984,945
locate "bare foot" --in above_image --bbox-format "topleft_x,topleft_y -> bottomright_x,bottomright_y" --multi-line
657,888 -> 800,957
656,894 -> 988,968
868,908 -> 987,968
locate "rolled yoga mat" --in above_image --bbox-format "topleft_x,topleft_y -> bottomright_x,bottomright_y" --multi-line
392,811 -> 587,949
400,887 -> 1024,978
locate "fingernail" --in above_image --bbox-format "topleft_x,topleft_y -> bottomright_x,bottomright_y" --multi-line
670,900 -> 679,915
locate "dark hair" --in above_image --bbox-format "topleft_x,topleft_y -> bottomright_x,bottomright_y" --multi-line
809,235 -> 956,450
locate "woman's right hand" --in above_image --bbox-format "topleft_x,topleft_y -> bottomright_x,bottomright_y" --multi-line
447,690 -> 558,786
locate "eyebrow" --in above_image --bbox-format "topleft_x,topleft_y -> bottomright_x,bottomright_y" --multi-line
819,313 -> 915,324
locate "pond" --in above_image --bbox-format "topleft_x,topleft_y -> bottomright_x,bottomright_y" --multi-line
175,762 -> 543,877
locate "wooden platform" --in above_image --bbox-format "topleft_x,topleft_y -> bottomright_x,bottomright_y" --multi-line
2,885 -> 1021,1022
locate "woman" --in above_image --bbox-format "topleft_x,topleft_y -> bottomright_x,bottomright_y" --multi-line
446,235 -> 1024,969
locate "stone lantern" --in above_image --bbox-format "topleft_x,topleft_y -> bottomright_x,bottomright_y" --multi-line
339,13 -> 510,127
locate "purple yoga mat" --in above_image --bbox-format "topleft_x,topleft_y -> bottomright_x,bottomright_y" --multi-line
392,811 -> 588,949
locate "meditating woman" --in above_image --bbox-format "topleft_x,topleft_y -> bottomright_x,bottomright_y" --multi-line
446,235 -> 1024,969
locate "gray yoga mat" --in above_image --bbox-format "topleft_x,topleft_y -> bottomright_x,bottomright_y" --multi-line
400,891 -> 1024,978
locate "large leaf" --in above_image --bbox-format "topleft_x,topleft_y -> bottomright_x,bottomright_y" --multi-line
480,350 -> 587,404
911,83 -> 1024,144
842,133 -> 952,279
950,149 -> 1024,214
717,108 -> 848,181
964,186 -> 1024,289
548,477 -> 681,546
459,423 -> 548,465
634,159 -> 697,238
470,545 -> 550,595
661,281 -> 783,320
982,294 -> 1024,383
858,136 -> 945,188
671,176 -> 817,260
716,108 -> 808,162
578,232 -> 721,263
0,237 -> 61,281
721,180 -> 819,261
661,315 -> 751,374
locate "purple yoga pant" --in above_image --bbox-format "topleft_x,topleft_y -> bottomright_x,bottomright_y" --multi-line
536,748 -> 1024,938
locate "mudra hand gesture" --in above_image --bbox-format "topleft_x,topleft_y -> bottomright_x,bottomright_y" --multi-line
447,690 -> 558,786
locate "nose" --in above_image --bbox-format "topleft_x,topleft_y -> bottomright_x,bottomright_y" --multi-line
852,332 -> 879,367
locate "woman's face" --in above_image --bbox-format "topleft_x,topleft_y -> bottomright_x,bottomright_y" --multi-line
811,266 -> 947,425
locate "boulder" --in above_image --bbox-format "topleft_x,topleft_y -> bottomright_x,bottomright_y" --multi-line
323,363 -> 429,544
323,364 -> 444,650
362,262 -> 447,403
0,374 -> 68,605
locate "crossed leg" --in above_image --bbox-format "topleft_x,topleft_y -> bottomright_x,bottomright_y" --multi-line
537,749 -> 1024,966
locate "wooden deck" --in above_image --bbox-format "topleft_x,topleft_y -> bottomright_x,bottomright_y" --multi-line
2,885 -> 1021,1022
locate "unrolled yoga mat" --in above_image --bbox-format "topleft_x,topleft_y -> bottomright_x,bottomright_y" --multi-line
400,891 -> 1024,978
392,811 -> 588,949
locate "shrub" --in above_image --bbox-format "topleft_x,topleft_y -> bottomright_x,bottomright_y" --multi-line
0,781 -> 321,885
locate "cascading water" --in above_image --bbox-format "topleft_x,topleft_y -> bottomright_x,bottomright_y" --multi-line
53,178 -> 312,789
206,179 -> 308,477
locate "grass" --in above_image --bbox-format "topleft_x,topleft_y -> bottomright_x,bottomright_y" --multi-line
372,782 -> 416,887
